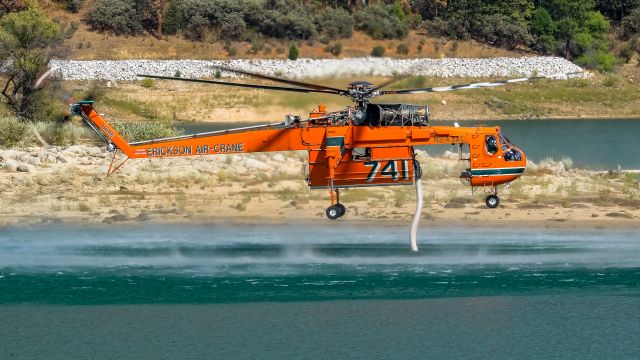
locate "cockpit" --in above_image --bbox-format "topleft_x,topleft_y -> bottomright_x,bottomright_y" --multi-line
485,132 -> 522,161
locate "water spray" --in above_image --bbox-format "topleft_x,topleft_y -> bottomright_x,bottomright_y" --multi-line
410,159 -> 422,251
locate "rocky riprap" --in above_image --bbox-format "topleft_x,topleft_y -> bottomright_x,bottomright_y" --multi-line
49,56 -> 584,81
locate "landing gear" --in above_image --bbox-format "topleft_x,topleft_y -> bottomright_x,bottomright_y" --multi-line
326,186 -> 346,220
326,204 -> 345,220
485,194 -> 500,208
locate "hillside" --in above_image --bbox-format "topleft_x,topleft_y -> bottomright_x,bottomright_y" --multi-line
44,4 -> 520,60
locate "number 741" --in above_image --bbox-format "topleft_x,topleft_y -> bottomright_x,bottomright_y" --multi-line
364,160 -> 410,182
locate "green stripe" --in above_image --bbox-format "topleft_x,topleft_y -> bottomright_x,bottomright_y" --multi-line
471,167 -> 525,176
326,137 -> 344,147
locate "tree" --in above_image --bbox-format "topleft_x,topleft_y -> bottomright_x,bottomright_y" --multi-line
153,0 -> 166,38
0,0 -> 26,14
86,0 -> 142,35
288,43 -> 299,60
0,7 -> 60,118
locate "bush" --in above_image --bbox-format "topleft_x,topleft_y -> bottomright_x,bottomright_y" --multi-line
371,45 -> 385,57
324,42 -> 342,56
219,12 -> 246,40
0,117 -> 29,148
86,0 -> 142,35
111,121 -> 183,142
185,14 -> 209,40
576,50 -> 617,72
396,43 -> 409,55
354,4 -> 408,40
471,14 -> 532,49
65,0 -> 84,13
288,43 -> 299,60
621,9 -> 640,40
140,78 -> 155,88
315,7 -> 353,40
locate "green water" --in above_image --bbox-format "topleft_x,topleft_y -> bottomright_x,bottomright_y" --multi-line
177,118 -> 640,169
1,225 -> 639,358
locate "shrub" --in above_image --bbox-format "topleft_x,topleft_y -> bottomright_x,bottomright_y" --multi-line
354,4 -> 408,40
140,78 -> 155,88
0,117 -> 29,148
315,7 -> 353,40
576,50 -> 617,72
621,9 -> 640,40
324,42 -> 342,56
396,43 -> 409,55
371,45 -> 385,57
219,12 -> 246,40
184,14 -> 209,40
86,0 -> 142,35
471,14 -> 532,50
288,43 -> 299,60
111,121 -> 183,142
65,0 -> 84,13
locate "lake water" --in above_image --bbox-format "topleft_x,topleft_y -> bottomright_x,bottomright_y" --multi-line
1,224 -> 639,359
177,118 -> 640,170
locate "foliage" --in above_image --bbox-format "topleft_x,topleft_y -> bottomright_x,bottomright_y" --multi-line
315,7 -> 353,40
86,0 -> 142,35
288,43 -> 298,60
620,8 -> 640,39
0,6 -> 61,118
371,45 -> 385,57
354,4 -> 408,39
472,14 -> 533,49
59,0 -> 84,13
0,117 -> 29,147
111,121 -> 183,142
140,78 -> 155,88
324,42 -> 342,56
396,43 -> 409,55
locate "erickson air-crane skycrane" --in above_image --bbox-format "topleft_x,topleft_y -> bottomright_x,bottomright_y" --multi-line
71,67 -> 578,250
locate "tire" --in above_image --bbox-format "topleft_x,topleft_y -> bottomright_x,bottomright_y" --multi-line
326,205 -> 341,220
335,203 -> 346,217
485,195 -> 500,209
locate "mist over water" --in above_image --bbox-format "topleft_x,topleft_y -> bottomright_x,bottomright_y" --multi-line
1,224 -> 639,304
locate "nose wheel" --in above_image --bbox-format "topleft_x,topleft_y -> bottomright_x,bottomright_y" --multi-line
326,203 -> 346,220
485,194 -> 500,208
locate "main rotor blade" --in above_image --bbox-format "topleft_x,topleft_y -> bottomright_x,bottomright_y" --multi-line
212,66 -> 346,93
137,74 -> 340,94
379,72 -> 584,95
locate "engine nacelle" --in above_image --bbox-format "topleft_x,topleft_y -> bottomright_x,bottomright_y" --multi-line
358,103 -> 429,127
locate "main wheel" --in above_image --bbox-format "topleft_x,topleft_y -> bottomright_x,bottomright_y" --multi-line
335,203 -> 346,217
326,205 -> 341,220
485,194 -> 500,209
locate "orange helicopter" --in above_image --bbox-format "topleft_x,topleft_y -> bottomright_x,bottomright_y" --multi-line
71,68 -> 575,222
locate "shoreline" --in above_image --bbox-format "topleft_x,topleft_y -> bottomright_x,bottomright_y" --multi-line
2,216 -> 639,231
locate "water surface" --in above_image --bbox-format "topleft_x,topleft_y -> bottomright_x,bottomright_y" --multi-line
1,224 -> 639,359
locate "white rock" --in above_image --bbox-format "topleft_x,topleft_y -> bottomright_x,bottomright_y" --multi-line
2,158 -> 18,171
17,163 -> 36,173
49,57 -> 586,81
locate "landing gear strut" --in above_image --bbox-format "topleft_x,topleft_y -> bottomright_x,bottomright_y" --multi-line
326,187 -> 346,220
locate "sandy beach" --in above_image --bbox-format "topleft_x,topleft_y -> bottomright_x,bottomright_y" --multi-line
1,145 -> 638,230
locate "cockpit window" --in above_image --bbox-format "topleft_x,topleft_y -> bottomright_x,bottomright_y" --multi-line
498,132 -> 522,161
485,135 -> 498,155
